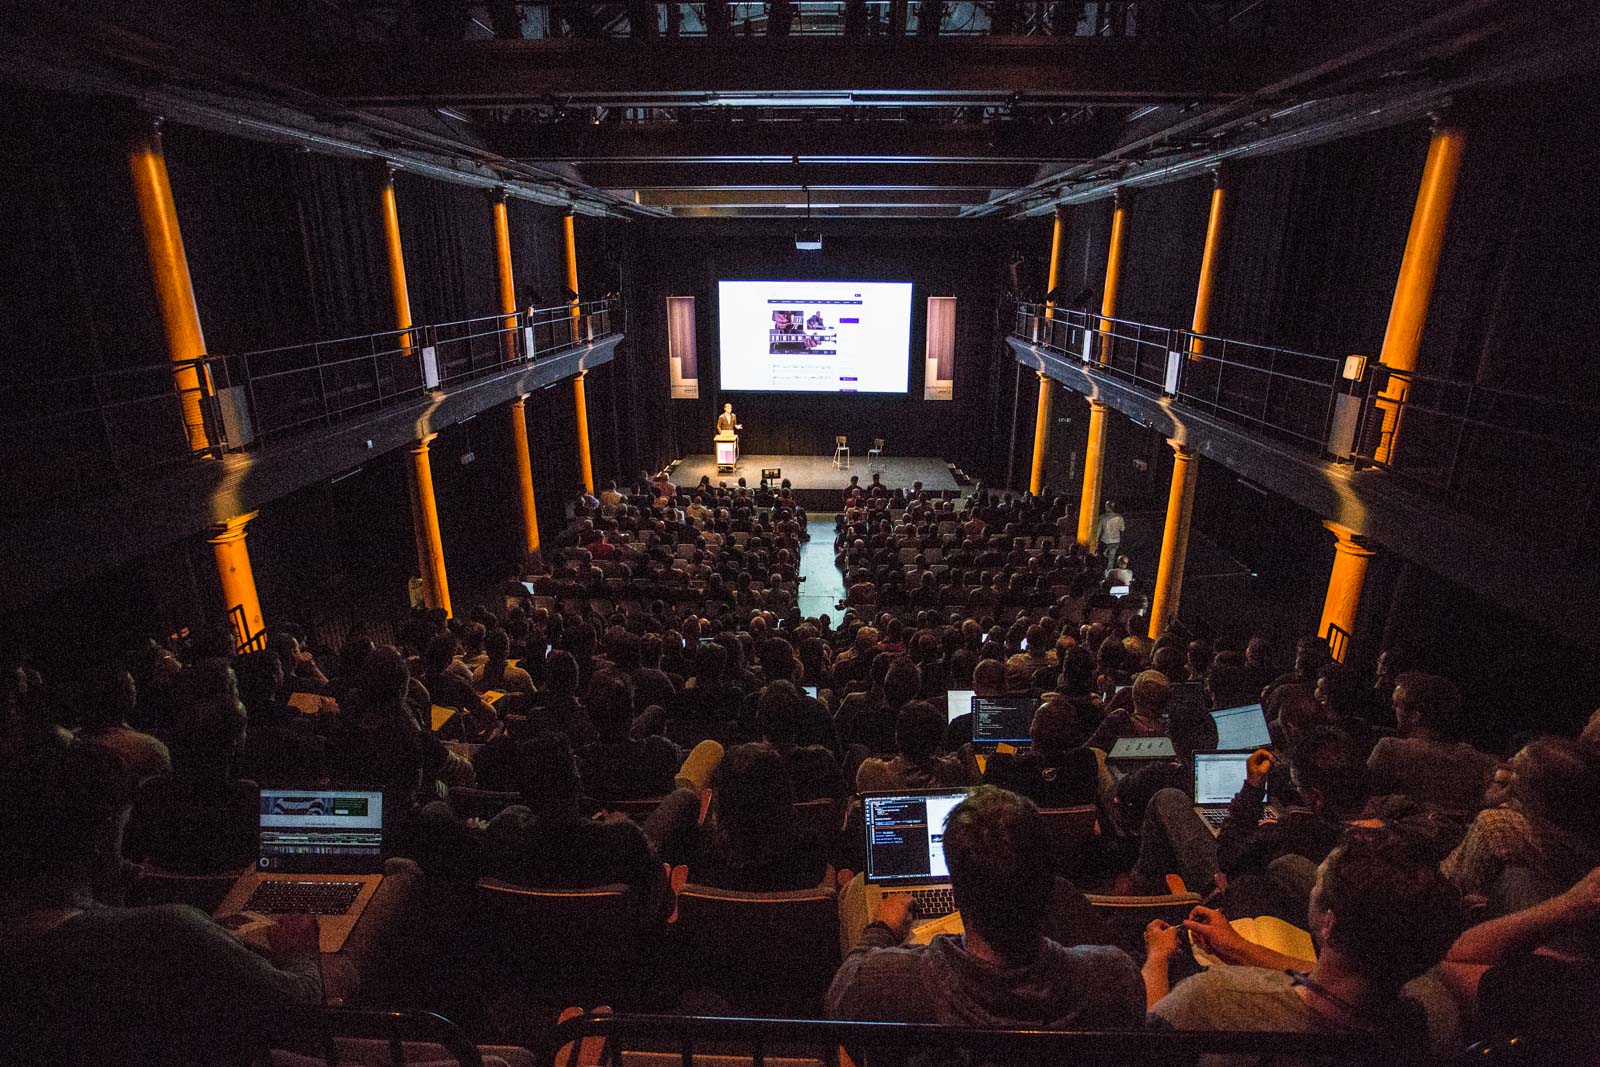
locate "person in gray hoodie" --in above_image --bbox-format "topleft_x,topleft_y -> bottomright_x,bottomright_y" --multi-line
826,786 -> 1143,1028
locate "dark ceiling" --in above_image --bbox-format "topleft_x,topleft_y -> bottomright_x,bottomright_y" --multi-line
5,0 -> 1599,218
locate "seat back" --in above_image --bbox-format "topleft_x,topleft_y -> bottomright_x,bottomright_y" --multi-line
872,438 -> 884,451
128,865 -> 249,913
835,435 -> 847,448
1037,805 -> 1100,864
606,796 -> 668,822
791,797 -> 844,853
1083,891 -> 1203,956
474,880 -> 642,1002
672,884 -> 840,1016
449,787 -> 523,821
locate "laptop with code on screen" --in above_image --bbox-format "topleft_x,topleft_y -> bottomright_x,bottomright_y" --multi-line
862,788 -> 971,920
1210,703 -> 1273,752
215,788 -> 386,953
970,695 -> 1034,750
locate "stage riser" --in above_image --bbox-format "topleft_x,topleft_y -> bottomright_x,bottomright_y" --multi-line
671,454 -> 958,499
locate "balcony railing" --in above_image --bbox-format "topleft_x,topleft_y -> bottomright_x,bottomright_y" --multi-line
1,298 -> 621,511
1013,304 -> 1600,558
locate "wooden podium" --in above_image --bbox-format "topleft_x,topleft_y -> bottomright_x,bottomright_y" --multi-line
714,432 -> 739,472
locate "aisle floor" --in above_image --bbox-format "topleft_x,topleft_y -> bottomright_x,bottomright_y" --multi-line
797,514 -> 844,620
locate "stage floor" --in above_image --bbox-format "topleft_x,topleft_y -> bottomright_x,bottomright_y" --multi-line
674,453 -> 958,493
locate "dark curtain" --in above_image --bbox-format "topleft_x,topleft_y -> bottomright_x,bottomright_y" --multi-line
395,171 -> 499,325
506,200 -> 567,310
288,153 -> 394,339
1116,175 -> 1212,329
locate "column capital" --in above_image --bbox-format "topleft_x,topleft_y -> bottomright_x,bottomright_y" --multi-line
512,392 -> 530,406
1087,398 -> 1109,413
1166,437 -> 1195,457
1053,204 -> 1068,221
1207,163 -> 1228,189
1112,186 -> 1133,208
489,185 -> 510,204
411,432 -> 439,453
1322,520 -> 1376,557
380,160 -> 400,185
1036,369 -> 1051,382
207,511 -> 259,543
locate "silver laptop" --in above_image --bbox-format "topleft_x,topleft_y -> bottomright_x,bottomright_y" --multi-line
1109,735 -> 1176,761
1192,752 -> 1276,836
945,689 -> 975,724
1210,703 -> 1273,752
216,788 -> 386,953
862,789 -> 971,920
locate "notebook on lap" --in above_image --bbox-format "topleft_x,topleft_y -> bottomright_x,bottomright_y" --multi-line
216,788 -> 386,953
1192,752 -> 1276,837
861,788 -> 971,921
1210,703 -> 1273,752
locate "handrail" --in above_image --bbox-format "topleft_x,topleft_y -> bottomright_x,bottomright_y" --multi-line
0,297 -> 623,512
535,1012 -> 1395,1067
1012,302 -> 1600,555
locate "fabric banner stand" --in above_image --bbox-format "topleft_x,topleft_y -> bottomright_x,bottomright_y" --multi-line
924,295 -> 956,400
668,295 -> 699,399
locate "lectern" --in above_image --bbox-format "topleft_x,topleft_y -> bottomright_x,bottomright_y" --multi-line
714,432 -> 739,472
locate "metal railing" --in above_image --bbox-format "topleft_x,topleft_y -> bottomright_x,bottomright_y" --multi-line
1325,621 -> 1351,664
535,1012 -> 1390,1066
2,298 -> 620,511
1014,303 -> 1600,555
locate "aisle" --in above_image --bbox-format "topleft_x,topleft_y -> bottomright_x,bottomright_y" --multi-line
797,513 -> 844,620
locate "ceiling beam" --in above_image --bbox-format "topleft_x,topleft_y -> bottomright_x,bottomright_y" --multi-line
487,118 -> 1103,163
671,204 -> 968,218
315,37 -> 1288,107
571,160 -> 1039,188
632,187 -> 993,207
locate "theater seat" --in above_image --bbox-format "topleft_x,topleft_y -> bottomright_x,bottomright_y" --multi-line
447,787 -> 523,821
473,880 -> 646,1006
1037,804 -> 1101,863
1082,889 -> 1203,957
129,864 -> 250,913
253,1005 -> 534,1067
671,882 -> 840,1016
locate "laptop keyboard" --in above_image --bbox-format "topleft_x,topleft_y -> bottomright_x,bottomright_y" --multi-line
243,880 -> 364,916
909,887 -> 956,919
1199,808 -> 1229,832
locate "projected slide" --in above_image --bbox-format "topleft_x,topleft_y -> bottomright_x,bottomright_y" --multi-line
718,280 -> 912,392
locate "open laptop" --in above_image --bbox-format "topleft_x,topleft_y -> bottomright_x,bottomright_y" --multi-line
945,689 -> 975,724
1192,752 -> 1276,836
970,695 -> 1034,751
1109,735 -> 1176,761
862,788 -> 971,920
216,788 -> 386,953
1210,703 -> 1273,752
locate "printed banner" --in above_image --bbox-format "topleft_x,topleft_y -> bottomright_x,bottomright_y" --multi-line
668,295 -> 699,399
924,295 -> 956,400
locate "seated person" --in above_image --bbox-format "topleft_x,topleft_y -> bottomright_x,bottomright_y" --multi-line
1367,672 -> 1499,813
481,732 -> 672,924
983,696 -> 1098,809
1147,831 -> 1465,1058
856,700 -> 978,794
942,656 -> 1007,751
576,671 -> 681,802
124,660 -> 258,874
0,743 -> 323,1067
1442,736 -> 1600,899
418,633 -> 498,743
826,786 -> 1143,1027
1131,729 -> 1370,898
74,667 -> 170,791
1111,702 -> 1220,835
1085,671 -> 1170,752
757,682 -> 846,801
472,629 -> 535,698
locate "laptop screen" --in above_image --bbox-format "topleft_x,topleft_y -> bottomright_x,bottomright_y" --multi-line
945,689 -> 975,724
863,790 -> 969,887
258,789 -> 385,874
1192,753 -> 1253,806
971,696 -> 1034,745
1211,703 -> 1272,751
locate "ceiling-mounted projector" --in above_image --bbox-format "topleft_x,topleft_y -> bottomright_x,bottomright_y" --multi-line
795,229 -> 822,251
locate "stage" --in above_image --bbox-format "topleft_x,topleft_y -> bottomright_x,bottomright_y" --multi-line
672,453 -> 959,510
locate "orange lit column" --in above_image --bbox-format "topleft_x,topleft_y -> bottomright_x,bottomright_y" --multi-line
573,371 -> 595,494
1373,118 -> 1467,463
1028,206 -> 1068,495
491,188 -> 519,361
1028,372 -> 1053,496
379,165 -> 415,356
127,116 -> 212,452
1317,521 -> 1376,647
1187,168 -> 1228,360
562,210 -> 582,343
1097,189 -> 1131,366
406,434 -> 452,616
1075,399 -> 1109,551
1146,441 -> 1199,639
210,512 -> 264,649
510,394 -> 542,556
